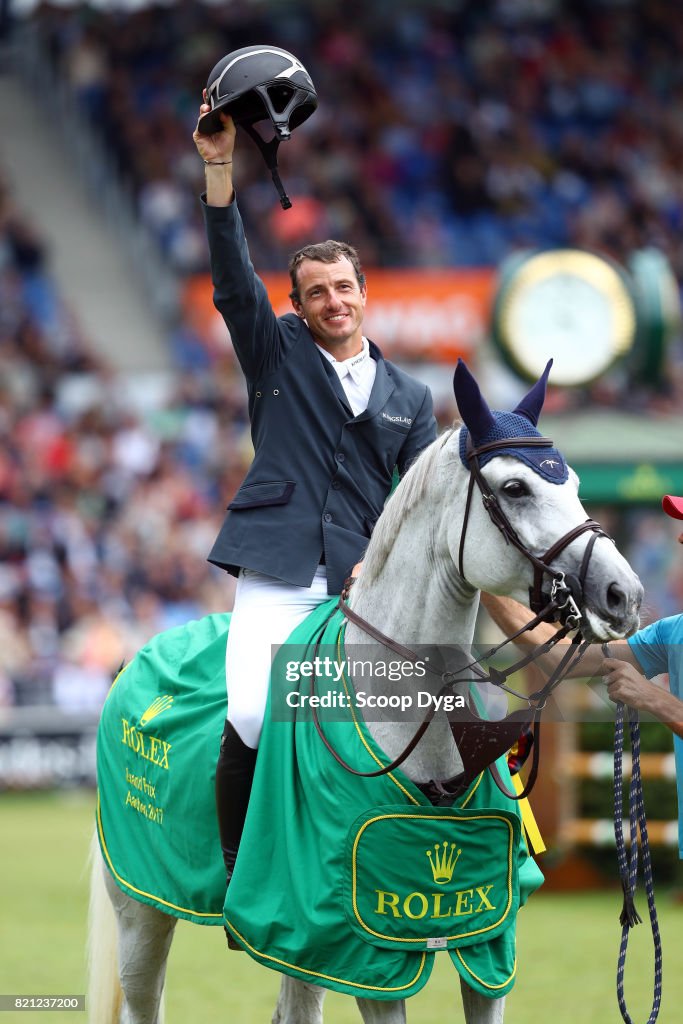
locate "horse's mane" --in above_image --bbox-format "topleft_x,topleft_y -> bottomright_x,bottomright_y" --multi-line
360,426 -> 459,585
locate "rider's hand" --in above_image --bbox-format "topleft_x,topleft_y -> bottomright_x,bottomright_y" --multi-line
192,95 -> 236,165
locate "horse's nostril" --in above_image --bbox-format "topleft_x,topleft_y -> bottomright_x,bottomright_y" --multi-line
606,582 -> 626,612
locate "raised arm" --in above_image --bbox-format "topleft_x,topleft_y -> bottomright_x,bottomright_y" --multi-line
193,103 -> 236,207
192,105 -> 288,381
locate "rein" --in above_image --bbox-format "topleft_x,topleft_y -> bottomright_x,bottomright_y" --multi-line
328,589 -> 590,803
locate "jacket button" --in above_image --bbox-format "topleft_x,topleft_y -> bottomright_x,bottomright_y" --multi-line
331,480 -> 341,490
323,512 -> 332,523
336,452 -> 345,462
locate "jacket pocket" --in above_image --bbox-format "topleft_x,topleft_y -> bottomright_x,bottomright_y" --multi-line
378,414 -> 412,435
227,480 -> 296,510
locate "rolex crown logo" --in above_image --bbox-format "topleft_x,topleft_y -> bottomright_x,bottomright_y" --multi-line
426,841 -> 461,885
140,695 -> 174,727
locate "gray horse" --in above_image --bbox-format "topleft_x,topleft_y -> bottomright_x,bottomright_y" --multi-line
88,363 -> 642,1023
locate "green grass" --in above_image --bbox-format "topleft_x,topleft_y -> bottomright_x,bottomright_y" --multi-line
1,791 -> 682,1022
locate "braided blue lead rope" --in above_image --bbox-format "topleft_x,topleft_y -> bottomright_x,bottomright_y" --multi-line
613,702 -> 663,1023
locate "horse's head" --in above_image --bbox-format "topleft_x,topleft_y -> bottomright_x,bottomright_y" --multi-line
452,359 -> 643,642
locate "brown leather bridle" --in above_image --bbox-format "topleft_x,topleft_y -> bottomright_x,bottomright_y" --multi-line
460,435 -> 609,625
309,434 -> 612,805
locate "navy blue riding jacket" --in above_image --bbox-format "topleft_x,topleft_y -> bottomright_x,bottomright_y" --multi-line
202,199 -> 437,595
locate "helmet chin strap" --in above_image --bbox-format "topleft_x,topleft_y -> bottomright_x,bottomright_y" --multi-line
240,122 -> 292,210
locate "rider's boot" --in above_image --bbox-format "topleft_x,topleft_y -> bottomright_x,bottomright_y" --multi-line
215,720 -> 258,950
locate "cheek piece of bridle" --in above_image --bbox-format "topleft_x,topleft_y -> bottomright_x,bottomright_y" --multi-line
311,434 -> 611,806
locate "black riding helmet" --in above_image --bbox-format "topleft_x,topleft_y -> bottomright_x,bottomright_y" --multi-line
198,45 -> 317,138
198,46 -> 317,209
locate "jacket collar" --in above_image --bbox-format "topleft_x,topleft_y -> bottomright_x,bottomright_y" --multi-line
314,335 -> 393,421
353,340 -> 395,422
318,351 -> 353,415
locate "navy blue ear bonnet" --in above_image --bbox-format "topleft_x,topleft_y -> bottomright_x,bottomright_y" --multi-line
453,359 -> 568,485
457,413 -> 568,484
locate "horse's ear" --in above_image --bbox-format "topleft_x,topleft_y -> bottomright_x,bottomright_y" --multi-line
453,359 -> 496,441
513,359 -> 553,426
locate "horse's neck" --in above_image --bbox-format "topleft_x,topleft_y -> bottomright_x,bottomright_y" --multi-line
346,508 -> 479,784
350,551 -> 478,648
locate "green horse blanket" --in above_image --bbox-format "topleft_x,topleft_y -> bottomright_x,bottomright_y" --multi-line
97,599 -> 543,1000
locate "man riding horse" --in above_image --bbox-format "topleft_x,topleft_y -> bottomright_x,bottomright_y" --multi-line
89,46 -> 647,1024
193,49 -> 436,900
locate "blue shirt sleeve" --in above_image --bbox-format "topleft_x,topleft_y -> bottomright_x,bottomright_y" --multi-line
628,615 -> 683,679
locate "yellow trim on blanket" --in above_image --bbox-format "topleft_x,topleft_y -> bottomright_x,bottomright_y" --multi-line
106,661 -> 131,697
350,811 -> 516,944
454,947 -> 517,991
511,774 -> 546,854
337,624 -> 488,809
459,771 -> 484,807
337,626 -> 421,805
96,794 -> 223,922
224,918 -> 430,993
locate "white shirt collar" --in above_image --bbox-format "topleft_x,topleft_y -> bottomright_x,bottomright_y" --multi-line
316,338 -> 371,383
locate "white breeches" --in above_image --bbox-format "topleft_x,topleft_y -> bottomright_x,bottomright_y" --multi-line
225,566 -> 330,749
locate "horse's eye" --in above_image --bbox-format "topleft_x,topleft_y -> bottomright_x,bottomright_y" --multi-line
502,479 -> 530,499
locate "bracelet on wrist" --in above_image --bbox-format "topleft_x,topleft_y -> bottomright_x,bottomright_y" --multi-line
204,160 -> 233,166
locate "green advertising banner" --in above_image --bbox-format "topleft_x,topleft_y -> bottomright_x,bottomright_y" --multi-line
574,462 -> 683,504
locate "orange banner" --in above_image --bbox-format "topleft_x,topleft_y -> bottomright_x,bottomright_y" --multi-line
183,268 -> 495,363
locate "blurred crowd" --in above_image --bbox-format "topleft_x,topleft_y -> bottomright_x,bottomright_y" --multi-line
0,174 -> 254,710
4,0 -> 683,713
2,168 -> 682,715
31,0 -> 683,277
